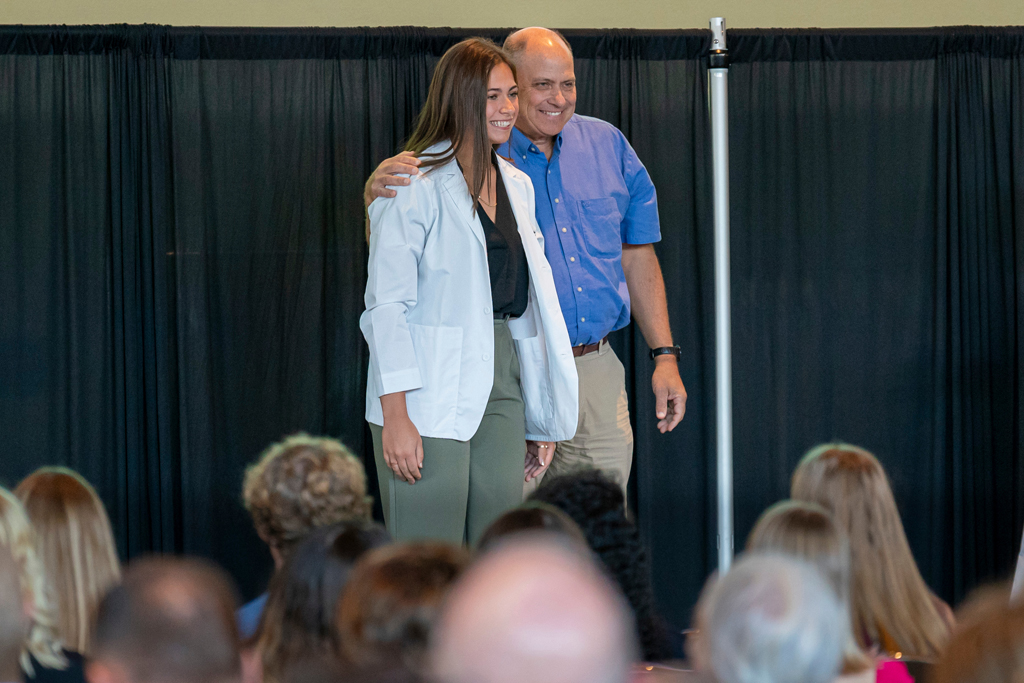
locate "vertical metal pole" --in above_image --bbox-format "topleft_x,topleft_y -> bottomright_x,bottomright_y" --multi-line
709,17 -> 734,574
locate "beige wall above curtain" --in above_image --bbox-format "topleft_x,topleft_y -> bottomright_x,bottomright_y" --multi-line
6,0 -> 1024,28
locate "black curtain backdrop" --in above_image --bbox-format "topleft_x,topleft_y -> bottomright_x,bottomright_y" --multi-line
1,25 -> 1022,632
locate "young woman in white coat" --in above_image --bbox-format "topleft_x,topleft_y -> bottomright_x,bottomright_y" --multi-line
361,38 -> 578,545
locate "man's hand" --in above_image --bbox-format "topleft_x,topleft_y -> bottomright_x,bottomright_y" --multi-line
524,440 -> 555,482
652,358 -> 686,433
364,151 -> 422,206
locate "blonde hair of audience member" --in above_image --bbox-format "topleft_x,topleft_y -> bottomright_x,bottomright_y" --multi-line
243,433 -> 372,566
337,542 -> 469,674
15,467 -> 121,655
791,443 -> 952,660
0,543 -> 29,683
0,486 -> 66,675
931,584 -> 1023,683
747,500 -> 875,678
431,534 -> 637,683
695,553 -> 847,683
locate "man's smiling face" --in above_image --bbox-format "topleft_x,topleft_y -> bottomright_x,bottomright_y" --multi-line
513,36 -> 577,143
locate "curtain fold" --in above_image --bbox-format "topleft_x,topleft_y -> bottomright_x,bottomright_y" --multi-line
1,26 -> 1022,630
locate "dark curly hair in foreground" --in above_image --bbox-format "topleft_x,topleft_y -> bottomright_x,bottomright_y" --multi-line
528,469 -> 672,661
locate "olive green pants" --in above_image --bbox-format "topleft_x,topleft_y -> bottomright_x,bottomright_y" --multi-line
370,319 -> 526,546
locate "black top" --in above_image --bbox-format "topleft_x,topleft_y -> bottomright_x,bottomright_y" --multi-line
479,156 -> 529,318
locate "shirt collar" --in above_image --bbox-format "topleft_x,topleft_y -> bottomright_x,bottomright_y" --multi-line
509,125 -> 564,161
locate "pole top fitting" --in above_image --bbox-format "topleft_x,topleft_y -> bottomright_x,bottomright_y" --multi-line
710,17 -> 727,52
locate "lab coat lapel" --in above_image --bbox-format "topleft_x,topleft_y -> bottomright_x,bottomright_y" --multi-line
439,162 -> 486,250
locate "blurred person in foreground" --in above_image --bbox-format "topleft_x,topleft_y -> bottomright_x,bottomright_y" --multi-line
251,521 -> 391,683
431,534 -> 636,683
932,585 -> 1024,683
0,487 -> 72,682
690,553 -> 847,683
792,443 -> 953,659
529,470 -> 671,660
0,543 -> 27,683
747,501 -> 912,683
16,468 -> 121,657
336,542 -> 468,676
240,434 -> 373,638
86,557 -> 241,683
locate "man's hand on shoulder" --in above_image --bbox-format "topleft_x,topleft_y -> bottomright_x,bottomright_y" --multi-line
364,151 -> 422,207
652,358 -> 686,433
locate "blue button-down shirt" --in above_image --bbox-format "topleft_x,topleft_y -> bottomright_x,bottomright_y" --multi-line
506,115 -> 661,346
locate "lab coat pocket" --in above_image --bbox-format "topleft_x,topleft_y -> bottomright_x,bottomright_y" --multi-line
515,335 -> 554,425
405,323 -> 463,433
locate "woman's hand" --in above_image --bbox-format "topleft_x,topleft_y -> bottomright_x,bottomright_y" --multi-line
380,393 -> 424,484
525,440 -> 555,482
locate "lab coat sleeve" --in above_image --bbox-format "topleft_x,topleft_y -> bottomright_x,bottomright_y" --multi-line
360,176 -> 437,397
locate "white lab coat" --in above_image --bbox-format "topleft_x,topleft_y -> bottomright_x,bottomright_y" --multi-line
361,143 -> 578,442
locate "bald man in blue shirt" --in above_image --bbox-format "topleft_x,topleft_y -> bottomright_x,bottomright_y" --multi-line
366,27 -> 686,496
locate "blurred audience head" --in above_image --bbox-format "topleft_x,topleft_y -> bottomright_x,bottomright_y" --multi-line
747,499 -> 873,675
0,543 -> 29,682
933,585 -> 1024,683
0,485 -> 66,675
87,556 -> 241,683
16,467 -> 121,655
695,554 -> 846,683
792,442 -> 950,659
432,534 -> 636,683
476,501 -> 588,553
257,520 -> 391,683
337,541 -> 468,674
243,433 -> 372,567
528,469 -> 670,660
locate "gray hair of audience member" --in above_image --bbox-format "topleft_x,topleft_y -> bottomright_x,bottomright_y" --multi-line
88,556 -> 242,683
700,554 -> 847,683
0,543 -> 28,681
431,533 -> 637,683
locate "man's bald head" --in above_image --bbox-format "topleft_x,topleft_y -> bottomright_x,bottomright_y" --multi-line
503,27 -> 573,65
89,557 -> 241,683
501,28 -> 577,145
432,535 -> 636,683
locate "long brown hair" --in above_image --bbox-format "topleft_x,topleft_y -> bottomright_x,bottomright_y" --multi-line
404,38 -> 516,210
747,500 -> 874,675
791,443 -> 952,660
15,467 -> 121,656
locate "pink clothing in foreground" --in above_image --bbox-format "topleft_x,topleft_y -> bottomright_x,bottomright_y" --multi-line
876,660 -> 914,683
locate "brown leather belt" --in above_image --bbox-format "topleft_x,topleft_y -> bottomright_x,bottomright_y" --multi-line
572,337 -> 606,357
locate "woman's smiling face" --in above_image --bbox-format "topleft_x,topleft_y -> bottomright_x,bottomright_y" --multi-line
486,62 -> 519,146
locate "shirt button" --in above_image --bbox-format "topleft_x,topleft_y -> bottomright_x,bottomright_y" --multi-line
522,155 -> 527,160
482,353 -> 491,361
577,287 -> 582,292
561,228 -> 567,233
570,257 -> 575,262
548,170 -> 551,174
554,198 -> 560,203
581,317 -> 586,322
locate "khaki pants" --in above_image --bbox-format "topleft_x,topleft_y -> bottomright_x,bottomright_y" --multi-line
370,319 -> 526,546
526,339 -> 633,497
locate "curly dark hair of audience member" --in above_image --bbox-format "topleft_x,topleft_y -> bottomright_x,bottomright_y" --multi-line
476,501 -> 589,553
243,433 -> 374,559
528,469 -> 672,661
256,521 -> 392,683
336,541 -> 469,675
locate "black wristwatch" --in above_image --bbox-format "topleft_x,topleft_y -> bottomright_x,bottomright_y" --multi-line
649,345 -> 681,361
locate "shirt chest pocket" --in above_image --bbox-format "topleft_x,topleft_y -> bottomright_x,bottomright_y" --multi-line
577,197 -> 623,259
